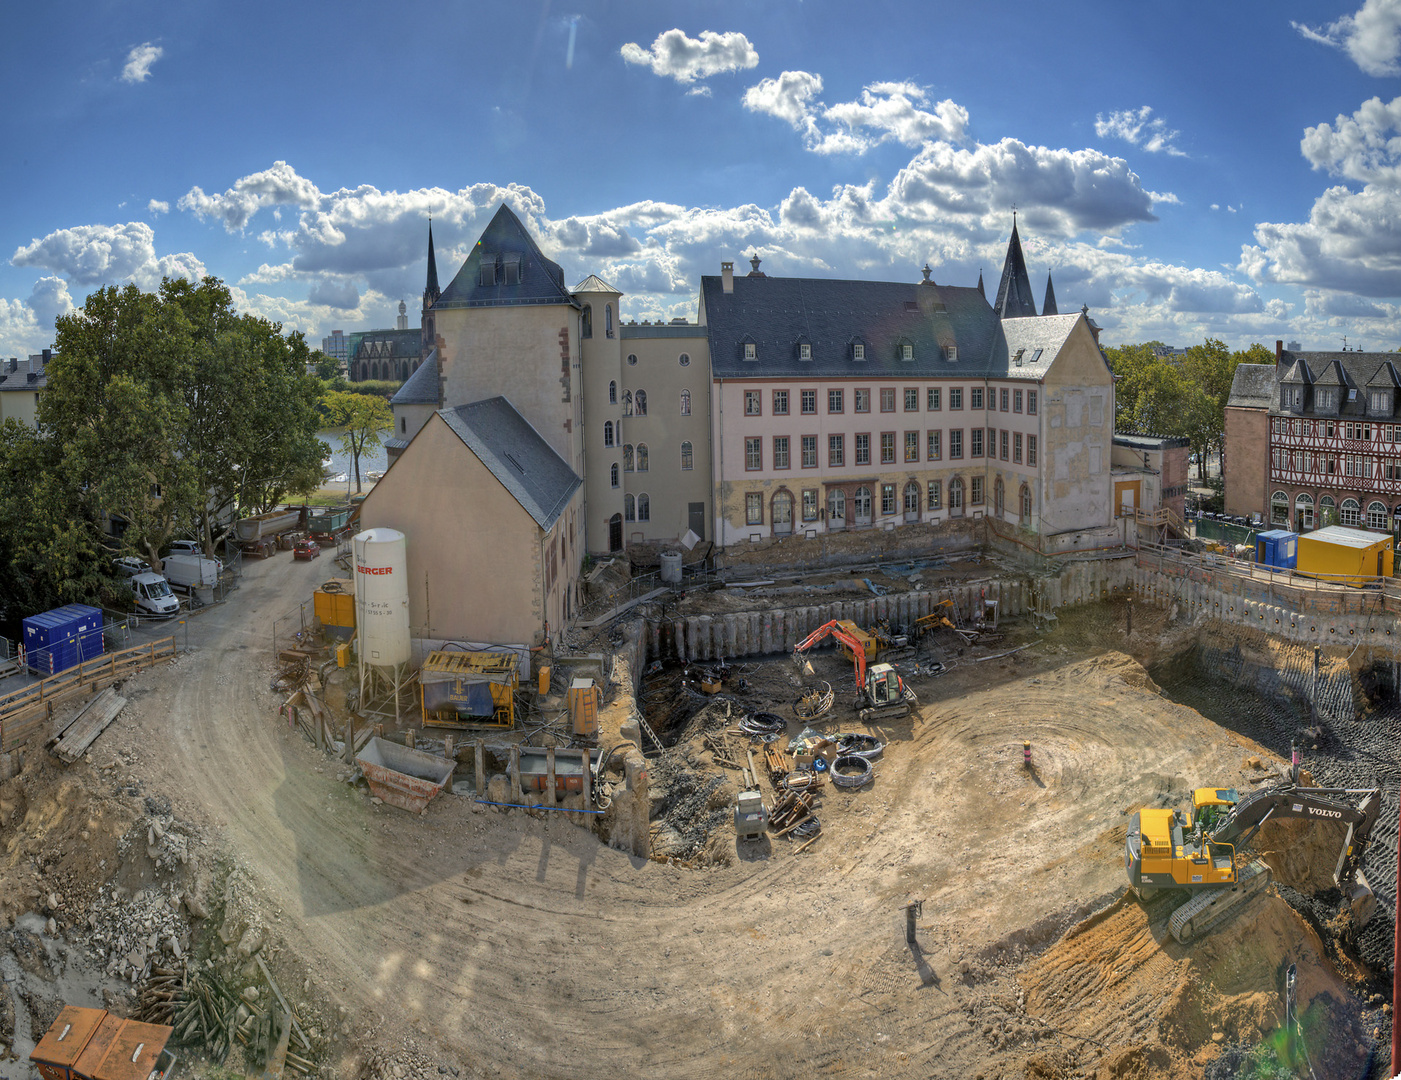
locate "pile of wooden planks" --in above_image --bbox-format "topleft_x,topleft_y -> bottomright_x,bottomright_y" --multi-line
50,686 -> 127,763
286,681 -> 371,762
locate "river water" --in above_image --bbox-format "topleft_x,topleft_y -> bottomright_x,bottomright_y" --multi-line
318,427 -> 389,485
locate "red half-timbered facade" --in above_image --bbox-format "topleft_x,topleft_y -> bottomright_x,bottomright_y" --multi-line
1265,348 -> 1401,534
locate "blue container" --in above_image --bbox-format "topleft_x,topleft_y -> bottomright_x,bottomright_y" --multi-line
1255,530 -> 1299,571
22,604 -> 105,675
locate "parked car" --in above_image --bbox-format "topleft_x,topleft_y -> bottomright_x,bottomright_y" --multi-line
293,540 -> 321,560
112,556 -> 148,580
168,540 -> 222,572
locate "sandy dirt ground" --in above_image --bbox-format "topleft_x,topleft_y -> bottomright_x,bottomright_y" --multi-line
0,553 -> 1392,1080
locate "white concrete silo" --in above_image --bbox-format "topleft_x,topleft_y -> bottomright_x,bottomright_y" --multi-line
353,528 -> 412,718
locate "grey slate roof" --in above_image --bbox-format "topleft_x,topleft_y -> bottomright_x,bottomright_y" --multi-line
0,362 -> 47,391
1226,364 -> 1276,408
389,349 -> 439,406
1042,274 -> 1058,316
620,323 -> 706,340
438,397 -> 581,530
1271,349 -> 1401,418
573,274 -> 620,294
435,204 -> 575,310
994,221 -> 1038,319
425,221 -> 440,298
352,328 -> 421,359
701,274 -> 1004,379
997,314 -> 1091,380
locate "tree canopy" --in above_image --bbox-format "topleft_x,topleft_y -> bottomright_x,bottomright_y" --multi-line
322,390 -> 392,493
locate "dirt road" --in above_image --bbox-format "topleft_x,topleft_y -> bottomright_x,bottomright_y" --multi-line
51,553 -> 1373,1080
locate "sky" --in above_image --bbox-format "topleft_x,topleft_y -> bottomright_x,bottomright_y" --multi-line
5,0 -> 1401,359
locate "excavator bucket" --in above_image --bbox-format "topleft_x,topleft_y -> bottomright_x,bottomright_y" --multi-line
791,650 -> 814,676
1347,872 -> 1377,927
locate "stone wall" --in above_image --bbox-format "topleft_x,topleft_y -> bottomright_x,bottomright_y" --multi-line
715,514 -> 983,573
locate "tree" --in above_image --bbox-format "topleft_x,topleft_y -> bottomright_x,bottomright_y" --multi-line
311,350 -> 340,380
321,390 -> 392,493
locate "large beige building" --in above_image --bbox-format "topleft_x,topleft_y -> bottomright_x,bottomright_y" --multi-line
0,352 -> 50,428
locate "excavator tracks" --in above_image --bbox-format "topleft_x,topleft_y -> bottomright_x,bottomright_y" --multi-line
1167,861 -> 1272,944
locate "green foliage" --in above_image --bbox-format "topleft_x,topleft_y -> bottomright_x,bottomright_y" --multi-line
310,350 -> 340,380
321,390 -> 392,493
317,376 -> 400,400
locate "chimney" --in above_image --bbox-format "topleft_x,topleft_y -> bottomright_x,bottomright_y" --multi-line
7,358 -> 15,374
721,261 -> 734,294
1276,339 -> 1283,361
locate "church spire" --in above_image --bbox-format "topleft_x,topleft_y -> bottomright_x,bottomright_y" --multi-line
994,213 -> 1038,319
424,219 -> 440,305
1043,272 -> 1058,316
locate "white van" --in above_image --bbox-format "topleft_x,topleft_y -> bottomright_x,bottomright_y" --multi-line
131,571 -> 180,617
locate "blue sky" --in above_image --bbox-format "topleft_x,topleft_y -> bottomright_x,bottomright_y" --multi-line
5,0 -> 1401,358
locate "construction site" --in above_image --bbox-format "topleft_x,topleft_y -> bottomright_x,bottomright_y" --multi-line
0,532 -> 1398,1080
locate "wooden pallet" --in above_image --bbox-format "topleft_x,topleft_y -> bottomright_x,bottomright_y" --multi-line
52,687 -> 128,763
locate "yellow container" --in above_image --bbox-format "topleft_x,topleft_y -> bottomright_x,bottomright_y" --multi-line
538,665 -> 551,695
567,678 -> 600,737
314,580 -> 355,632
1295,525 -> 1394,587
336,642 -> 350,668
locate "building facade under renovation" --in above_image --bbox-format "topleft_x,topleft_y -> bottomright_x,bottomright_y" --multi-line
363,205 -> 1119,646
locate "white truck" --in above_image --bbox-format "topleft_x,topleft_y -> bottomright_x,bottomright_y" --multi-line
162,553 -> 221,591
130,571 -> 180,617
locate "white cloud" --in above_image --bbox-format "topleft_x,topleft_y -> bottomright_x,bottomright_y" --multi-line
1294,0 -> 1401,76
620,29 -> 758,84
179,161 -> 322,232
1301,95 -> 1401,183
1094,106 -> 1185,157
121,43 -> 163,84
743,70 -> 824,138
148,199 -> 169,215
11,221 -> 205,288
686,86 -> 712,98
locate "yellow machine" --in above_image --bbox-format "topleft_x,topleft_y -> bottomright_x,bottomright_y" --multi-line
912,600 -> 958,640
419,650 -> 518,728
831,619 -> 880,663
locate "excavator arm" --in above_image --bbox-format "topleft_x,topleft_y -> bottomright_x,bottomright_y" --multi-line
793,620 -> 868,684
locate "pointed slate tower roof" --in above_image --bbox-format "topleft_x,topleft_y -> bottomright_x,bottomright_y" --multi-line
976,271 -> 985,298
993,216 -> 1038,320
435,204 -> 574,309
424,220 -> 440,301
1042,273 -> 1058,316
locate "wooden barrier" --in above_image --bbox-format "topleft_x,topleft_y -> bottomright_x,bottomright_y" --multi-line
0,635 -> 177,751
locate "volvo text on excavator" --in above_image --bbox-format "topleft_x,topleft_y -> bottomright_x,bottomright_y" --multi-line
792,619 -> 918,722
1124,755 -> 1382,943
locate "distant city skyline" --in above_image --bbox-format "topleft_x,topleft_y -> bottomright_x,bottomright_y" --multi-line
5,0 -> 1401,358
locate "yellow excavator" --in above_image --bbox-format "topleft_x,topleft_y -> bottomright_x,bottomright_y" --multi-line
1125,758 -> 1382,943
792,619 -> 917,722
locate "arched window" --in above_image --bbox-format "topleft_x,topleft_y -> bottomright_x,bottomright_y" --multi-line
1341,498 -> 1361,526
636,443 -> 649,471
994,477 -> 1005,516
679,353 -> 690,367
622,390 -> 633,416
772,491 -> 793,535
1320,495 -> 1336,527
828,489 -> 846,525
1019,484 -> 1032,524
680,441 -> 693,471
635,389 -> 647,416
625,494 -> 635,521
623,444 -> 634,472
1295,493 -> 1314,531
680,389 -> 691,416
412,360 -> 420,374
949,478 -> 965,515
627,353 -> 637,366
605,304 -> 614,338
854,486 -> 873,525
610,463 -> 619,488
609,380 -> 617,404
1367,500 -> 1387,529
604,421 -> 614,447
1270,490 -> 1290,525
637,494 -> 650,521
581,304 -> 593,339
903,481 -> 921,522
608,513 -> 622,552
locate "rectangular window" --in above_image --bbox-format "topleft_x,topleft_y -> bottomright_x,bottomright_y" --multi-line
905,431 -> 920,462
1000,388 -> 1010,411
927,430 -> 941,460
802,489 -> 819,521
773,390 -> 789,415
1013,432 -> 1023,463
853,343 -> 865,361
950,429 -> 963,459
855,388 -> 870,413
904,388 -> 919,411
1090,396 -> 1104,426
927,480 -> 941,510
970,387 -> 984,410
1028,391 -> 1037,415
880,387 -> 896,412
801,435 -> 817,468
744,343 -> 756,361
901,344 -> 913,361
800,343 -> 812,360
828,434 -> 845,467
971,476 -> 984,505
1013,389 -> 1023,413
745,390 -> 761,416
828,388 -> 844,413
801,390 -> 816,415
745,436 -> 762,471
773,436 -> 790,470
950,387 -> 963,410
1000,429 -> 1009,460
880,432 -> 895,464
971,428 -> 984,457
1027,435 -> 1037,466
855,433 -> 871,466
928,387 -> 941,410
881,483 -> 897,514
746,492 -> 763,524
945,345 -> 957,362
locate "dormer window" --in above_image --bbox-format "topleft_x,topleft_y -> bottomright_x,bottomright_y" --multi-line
901,344 -> 913,361
502,254 -> 521,285
1315,388 -> 1336,411
799,343 -> 812,360
853,343 -> 865,361
1370,389 -> 1392,413
478,255 -> 497,287
743,341 -> 757,361
945,345 -> 958,362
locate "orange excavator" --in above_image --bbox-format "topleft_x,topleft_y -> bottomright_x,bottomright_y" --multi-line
792,619 -> 918,721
